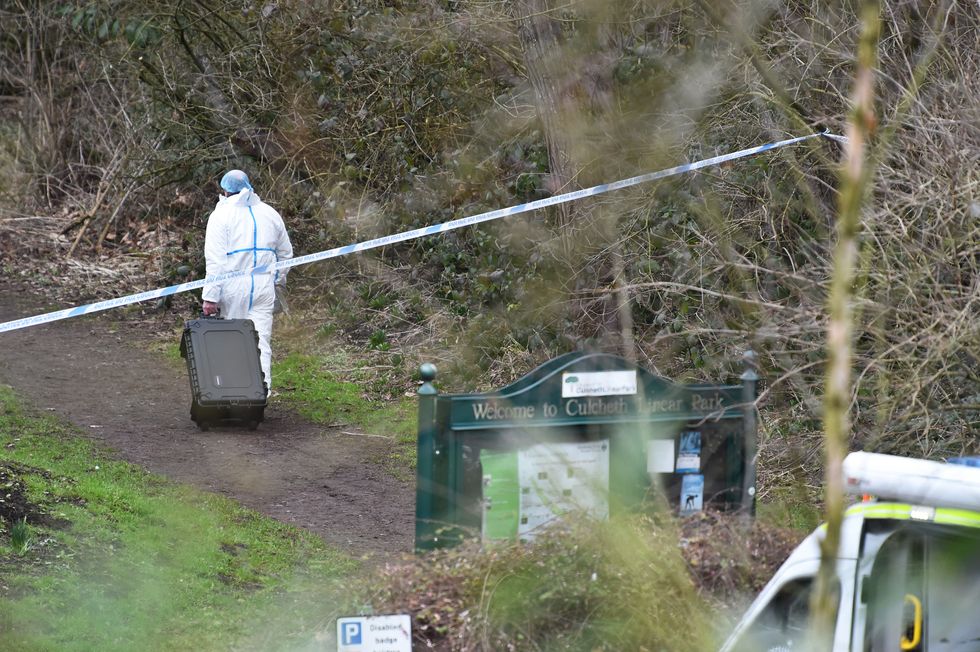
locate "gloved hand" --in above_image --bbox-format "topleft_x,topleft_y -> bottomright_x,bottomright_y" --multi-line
202,301 -> 220,316
274,286 -> 289,315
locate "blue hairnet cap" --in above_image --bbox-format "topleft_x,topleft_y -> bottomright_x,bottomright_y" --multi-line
220,169 -> 253,193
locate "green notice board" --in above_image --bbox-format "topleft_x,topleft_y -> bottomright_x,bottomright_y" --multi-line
415,351 -> 758,551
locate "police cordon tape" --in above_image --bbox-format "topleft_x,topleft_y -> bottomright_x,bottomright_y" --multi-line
0,131 -> 844,334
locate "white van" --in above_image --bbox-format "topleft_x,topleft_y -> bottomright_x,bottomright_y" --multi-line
720,452 -> 980,651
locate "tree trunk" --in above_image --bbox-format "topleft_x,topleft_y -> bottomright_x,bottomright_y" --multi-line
514,0 -> 577,253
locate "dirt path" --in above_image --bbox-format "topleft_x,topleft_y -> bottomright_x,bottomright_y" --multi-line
0,287 -> 415,556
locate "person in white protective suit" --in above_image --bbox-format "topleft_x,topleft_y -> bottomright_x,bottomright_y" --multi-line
201,170 -> 293,394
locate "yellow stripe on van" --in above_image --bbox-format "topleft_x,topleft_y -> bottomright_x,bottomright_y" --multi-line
845,502 -> 980,528
935,508 -> 980,528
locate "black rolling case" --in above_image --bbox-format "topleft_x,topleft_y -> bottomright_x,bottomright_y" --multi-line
180,316 -> 267,431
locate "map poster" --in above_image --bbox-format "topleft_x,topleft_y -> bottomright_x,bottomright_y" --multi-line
480,441 -> 610,544
517,440 -> 609,542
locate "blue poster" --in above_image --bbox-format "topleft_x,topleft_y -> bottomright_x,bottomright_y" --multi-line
676,431 -> 701,473
680,474 -> 704,514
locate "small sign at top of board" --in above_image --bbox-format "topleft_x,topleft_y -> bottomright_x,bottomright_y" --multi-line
561,370 -> 638,398
337,614 -> 412,652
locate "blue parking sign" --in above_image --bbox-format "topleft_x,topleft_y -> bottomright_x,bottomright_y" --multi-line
338,618 -> 363,646
337,613 -> 412,651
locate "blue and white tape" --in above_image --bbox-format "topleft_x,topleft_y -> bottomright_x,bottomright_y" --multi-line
0,131 -> 842,334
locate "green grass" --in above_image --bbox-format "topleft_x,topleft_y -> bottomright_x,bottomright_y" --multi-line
0,385 -> 359,651
9,518 -> 31,554
161,339 -> 184,364
756,484 -> 823,533
274,352 -> 418,469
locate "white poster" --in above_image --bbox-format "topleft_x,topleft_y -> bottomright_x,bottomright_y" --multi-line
517,440 -> 610,542
647,439 -> 675,474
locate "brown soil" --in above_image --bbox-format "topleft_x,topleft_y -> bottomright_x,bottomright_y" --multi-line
0,285 -> 415,557
0,461 -> 71,529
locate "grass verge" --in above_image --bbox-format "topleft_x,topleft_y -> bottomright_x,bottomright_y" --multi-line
0,384 -> 358,651
273,351 -> 418,473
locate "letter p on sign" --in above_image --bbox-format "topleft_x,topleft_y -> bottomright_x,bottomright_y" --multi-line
339,619 -> 362,646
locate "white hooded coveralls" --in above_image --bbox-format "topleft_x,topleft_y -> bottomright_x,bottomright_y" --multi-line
202,189 -> 293,390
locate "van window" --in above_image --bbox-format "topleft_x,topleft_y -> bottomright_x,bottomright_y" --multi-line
864,525 -> 980,651
864,530 -> 925,651
733,577 -> 832,652
925,530 -> 980,651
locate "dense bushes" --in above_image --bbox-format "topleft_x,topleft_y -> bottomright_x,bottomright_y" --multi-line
361,511 -> 799,651
1,0 -> 977,475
